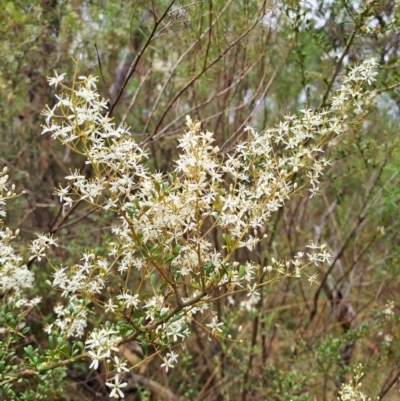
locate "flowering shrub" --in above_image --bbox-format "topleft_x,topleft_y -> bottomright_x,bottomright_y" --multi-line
0,58 -> 378,399
0,170 -> 36,307
338,365 -> 376,401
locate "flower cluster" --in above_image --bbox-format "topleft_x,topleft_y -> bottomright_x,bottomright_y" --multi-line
338,364 -> 375,401
37,58 -> 377,398
29,233 -> 57,261
83,325 -> 134,395
0,168 -> 40,307
85,326 -> 121,370
332,58 -> 378,114
45,298 -> 88,338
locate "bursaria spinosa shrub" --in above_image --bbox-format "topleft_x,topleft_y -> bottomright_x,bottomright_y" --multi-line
0,58 -> 378,398
338,364 -> 378,401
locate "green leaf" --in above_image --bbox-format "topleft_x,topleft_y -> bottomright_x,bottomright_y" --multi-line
222,234 -> 238,252
141,340 -> 148,356
172,244 -> 181,255
138,245 -> 148,257
220,264 -> 229,277
149,243 -> 158,253
165,254 -> 176,264
22,326 -> 30,335
239,265 -> 246,279
191,282 -> 202,291
171,314 -> 182,322
205,262 -> 214,277
169,185 -> 181,192
162,181 -> 169,192
179,323 -> 189,333
24,345 -> 34,358
150,273 -> 157,289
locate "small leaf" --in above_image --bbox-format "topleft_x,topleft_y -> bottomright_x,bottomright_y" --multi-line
150,273 -> 157,289
169,185 -> 181,192
141,340 -> 148,356
165,254 -> 176,264
191,282 -> 202,291
22,326 -> 30,335
152,252 -> 163,263
138,246 -> 148,257
205,262 -> 214,277
149,243 -> 158,253
179,323 -> 189,333
171,314 -> 182,322
172,244 -> 181,255
162,182 -> 169,192
220,264 -> 229,277
24,346 -> 33,357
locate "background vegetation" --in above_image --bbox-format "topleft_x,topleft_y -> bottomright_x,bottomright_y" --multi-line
1,0 -> 400,400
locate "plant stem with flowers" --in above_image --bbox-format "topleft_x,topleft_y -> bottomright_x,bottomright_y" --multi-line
0,58 -> 379,399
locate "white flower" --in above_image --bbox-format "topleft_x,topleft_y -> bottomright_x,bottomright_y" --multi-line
44,324 -> 54,334
55,185 -> 70,202
79,75 -> 98,88
167,323 -> 185,342
105,298 -> 118,313
47,71 -> 66,87
116,293 -> 140,309
383,301 -> 394,316
41,123 -> 61,135
88,348 -> 107,370
308,273 -> 319,286
41,105 -> 57,124
106,375 -> 128,399
65,170 -> 85,181
247,283 -> 260,299
29,233 -> 57,261
239,235 -> 260,251
161,351 -> 179,372
206,316 -> 224,336
113,356 -> 130,373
